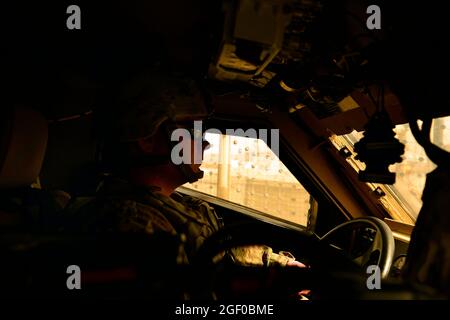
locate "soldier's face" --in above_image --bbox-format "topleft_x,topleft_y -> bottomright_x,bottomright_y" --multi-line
189,138 -> 210,172
168,123 -> 210,179
171,124 -> 210,168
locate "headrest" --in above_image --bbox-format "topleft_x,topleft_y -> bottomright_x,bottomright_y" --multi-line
0,107 -> 48,189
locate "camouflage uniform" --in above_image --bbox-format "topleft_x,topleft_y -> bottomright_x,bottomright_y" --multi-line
64,176 -> 296,267
63,176 -> 220,264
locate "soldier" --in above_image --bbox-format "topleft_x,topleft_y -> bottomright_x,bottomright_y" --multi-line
64,72 -> 303,268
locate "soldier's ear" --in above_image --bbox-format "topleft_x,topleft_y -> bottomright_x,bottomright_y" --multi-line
136,136 -> 155,154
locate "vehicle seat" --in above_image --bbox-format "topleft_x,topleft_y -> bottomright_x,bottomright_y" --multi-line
0,107 -> 207,298
0,106 -> 68,231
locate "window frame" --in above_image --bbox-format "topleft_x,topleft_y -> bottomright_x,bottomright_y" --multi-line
177,185 -> 311,233
329,131 -> 418,225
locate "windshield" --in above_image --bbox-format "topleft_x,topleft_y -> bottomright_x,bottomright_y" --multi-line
329,116 -> 450,224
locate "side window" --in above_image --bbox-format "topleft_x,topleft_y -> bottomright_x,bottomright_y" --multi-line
183,133 -> 312,226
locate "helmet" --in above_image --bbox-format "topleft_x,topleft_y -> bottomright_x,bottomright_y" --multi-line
108,73 -> 207,142
97,72 -> 210,183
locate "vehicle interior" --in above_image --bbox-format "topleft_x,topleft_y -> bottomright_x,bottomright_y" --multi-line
1,0 -> 450,300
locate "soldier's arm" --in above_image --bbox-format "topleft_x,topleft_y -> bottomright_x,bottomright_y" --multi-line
182,195 -> 305,268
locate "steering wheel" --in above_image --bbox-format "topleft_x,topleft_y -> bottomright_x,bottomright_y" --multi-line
193,217 -> 395,297
319,217 -> 395,279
